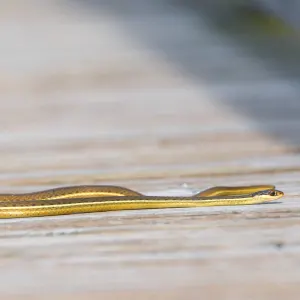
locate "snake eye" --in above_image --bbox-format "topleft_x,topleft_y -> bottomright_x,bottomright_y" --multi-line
269,190 -> 276,196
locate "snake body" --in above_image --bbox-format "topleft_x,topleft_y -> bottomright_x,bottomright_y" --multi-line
197,185 -> 275,197
0,185 -> 283,219
0,185 -> 142,201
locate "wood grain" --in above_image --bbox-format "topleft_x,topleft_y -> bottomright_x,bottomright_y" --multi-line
0,1 -> 300,299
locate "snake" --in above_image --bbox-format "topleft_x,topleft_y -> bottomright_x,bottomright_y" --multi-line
0,184 -> 283,219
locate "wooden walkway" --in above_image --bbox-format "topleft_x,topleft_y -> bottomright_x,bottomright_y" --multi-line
1,1 -> 300,299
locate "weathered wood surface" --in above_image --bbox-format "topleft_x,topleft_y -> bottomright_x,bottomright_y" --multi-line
1,1 -> 300,299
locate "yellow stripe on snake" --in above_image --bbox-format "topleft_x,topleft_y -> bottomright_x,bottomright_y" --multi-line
0,184 -> 283,218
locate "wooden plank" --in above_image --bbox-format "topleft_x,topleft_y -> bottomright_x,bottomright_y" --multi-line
0,1 -> 299,299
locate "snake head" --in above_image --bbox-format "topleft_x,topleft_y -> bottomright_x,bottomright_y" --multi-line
253,189 -> 284,201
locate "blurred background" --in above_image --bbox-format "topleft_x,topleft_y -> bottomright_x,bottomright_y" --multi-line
1,1 -> 300,299
1,0 -> 300,193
